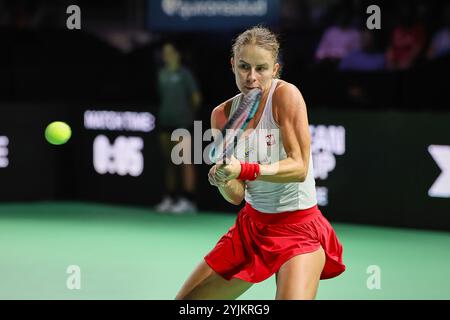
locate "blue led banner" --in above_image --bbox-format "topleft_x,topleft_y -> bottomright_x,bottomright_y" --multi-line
148,0 -> 280,31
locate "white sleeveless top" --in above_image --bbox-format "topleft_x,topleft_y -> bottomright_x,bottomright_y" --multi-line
230,79 -> 317,213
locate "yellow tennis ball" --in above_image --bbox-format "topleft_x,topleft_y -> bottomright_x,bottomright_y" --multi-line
45,121 -> 72,145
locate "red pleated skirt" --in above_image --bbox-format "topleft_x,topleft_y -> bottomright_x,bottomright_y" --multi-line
204,202 -> 346,283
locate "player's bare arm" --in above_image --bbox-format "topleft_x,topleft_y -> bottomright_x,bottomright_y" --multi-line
258,82 -> 311,182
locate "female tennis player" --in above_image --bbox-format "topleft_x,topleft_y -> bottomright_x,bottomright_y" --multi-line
176,26 -> 345,300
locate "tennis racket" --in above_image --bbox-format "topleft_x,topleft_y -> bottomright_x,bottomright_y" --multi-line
210,88 -> 262,164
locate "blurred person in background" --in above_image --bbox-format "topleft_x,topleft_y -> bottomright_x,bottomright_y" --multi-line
155,42 -> 202,214
338,29 -> 386,108
339,29 -> 385,71
427,4 -> 450,60
315,7 -> 362,65
385,4 -> 427,70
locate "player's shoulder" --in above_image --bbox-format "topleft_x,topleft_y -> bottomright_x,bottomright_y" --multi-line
211,98 -> 231,116
273,80 -> 302,99
212,92 -> 244,117
211,97 -> 235,128
272,80 -> 306,121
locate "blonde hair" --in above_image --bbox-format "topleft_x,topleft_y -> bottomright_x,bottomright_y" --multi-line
232,26 -> 281,77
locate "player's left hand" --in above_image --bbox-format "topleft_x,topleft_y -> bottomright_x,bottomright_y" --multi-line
215,155 -> 241,183
208,165 -> 226,187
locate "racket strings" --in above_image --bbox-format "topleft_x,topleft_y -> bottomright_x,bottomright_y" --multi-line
211,88 -> 262,163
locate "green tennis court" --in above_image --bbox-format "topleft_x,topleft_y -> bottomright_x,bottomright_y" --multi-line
0,202 -> 449,300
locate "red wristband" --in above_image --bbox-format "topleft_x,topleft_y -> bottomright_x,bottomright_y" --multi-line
238,162 -> 260,181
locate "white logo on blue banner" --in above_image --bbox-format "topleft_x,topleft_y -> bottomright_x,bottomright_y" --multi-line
161,0 -> 268,18
150,0 -> 278,31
